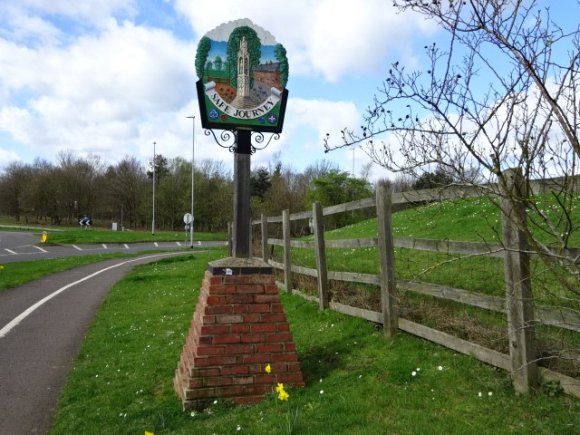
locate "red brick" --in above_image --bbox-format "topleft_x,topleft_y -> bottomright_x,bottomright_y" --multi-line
206,295 -> 224,305
233,305 -> 249,314
232,376 -> 254,385
264,285 -> 279,294
202,315 -> 216,324
194,355 -> 237,367
284,343 -> 297,353
246,303 -> 271,313
212,335 -> 241,344
185,387 -> 216,400
205,376 -> 233,387
243,354 -> 270,364
243,314 -> 261,323
225,294 -> 254,304
257,343 -> 282,353
223,344 -> 253,355
199,335 -> 213,345
271,303 -> 284,313
189,367 -> 220,377
251,323 -> 277,333
210,285 -> 237,294
278,373 -> 305,386
254,294 -> 280,303
207,275 -> 223,285
205,305 -> 234,315
271,353 -> 298,363
216,314 -> 243,324
218,385 -> 244,397
286,362 -> 302,372
236,285 -> 265,294
187,378 -> 204,389
261,314 -> 286,322
243,384 -> 271,395
240,334 -> 264,343
254,374 -> 275,385
196,346 -> 225,356
276,323 -> 290,331
221,365 -> 250,376
265,332 -> 293,343
231,324 -> 251,333
200,324 -> 230,335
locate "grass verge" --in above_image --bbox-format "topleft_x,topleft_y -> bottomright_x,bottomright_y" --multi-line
50,254 -> 579,435
0,253 -> 140,291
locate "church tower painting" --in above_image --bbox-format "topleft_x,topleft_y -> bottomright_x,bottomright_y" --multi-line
231,36 -> 257,108
237,37 -> 250,98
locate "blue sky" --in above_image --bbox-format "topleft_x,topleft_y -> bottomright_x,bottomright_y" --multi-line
0,0 -> 574,181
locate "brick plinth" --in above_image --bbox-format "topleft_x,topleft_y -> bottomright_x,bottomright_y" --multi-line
174,257 -> 304,410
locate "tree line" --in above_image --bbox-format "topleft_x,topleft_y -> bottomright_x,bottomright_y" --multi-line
0,151 -> 401,232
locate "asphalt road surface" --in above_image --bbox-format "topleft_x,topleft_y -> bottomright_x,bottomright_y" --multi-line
0,251 -> 199,434
0,230 -> 227,264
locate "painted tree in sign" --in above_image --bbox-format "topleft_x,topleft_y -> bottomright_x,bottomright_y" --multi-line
195,36 -> 211,80
227,26 -> 261,90
275,43 -> 289,88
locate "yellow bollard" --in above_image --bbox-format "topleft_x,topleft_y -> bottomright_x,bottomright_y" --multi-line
41,231 -> 48,244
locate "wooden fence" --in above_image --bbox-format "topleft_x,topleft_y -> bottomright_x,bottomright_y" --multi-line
251,171 -> 580,399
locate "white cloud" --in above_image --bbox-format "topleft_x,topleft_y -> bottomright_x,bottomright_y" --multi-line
175,0 -> 437,82
0,20 -> 195,161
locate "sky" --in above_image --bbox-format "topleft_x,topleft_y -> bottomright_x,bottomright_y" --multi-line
0,0 -> 573,181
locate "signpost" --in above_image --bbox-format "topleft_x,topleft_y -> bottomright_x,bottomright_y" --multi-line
195,18 -> 289,257
183,212 -> 193,246
174,19 -> 303,411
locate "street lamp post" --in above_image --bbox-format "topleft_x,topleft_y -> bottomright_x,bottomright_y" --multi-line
152,141 -> 156,235
186,116 -> 195,248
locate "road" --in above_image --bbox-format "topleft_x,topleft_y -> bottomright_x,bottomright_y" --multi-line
0,231 -> 227,433
0,231 -> 227,264
0,251 -> 198,434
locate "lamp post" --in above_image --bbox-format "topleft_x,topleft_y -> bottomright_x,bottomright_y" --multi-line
152,141 -> 156,235
186,116 -> 195,248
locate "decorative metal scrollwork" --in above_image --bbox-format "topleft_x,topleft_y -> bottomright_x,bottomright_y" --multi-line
250,131 -> 280,153
204,129 -> 281,154
204,129 -> 237,153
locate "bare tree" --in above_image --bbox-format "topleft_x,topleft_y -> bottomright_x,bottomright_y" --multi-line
325,0 -> 580,295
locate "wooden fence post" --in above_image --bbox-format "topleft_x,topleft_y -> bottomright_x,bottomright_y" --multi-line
501,168 -> 537,394
261,214 -> 269,262
283,209 -> 292,293
376,181 -> 398,336
313,201 -> 329,310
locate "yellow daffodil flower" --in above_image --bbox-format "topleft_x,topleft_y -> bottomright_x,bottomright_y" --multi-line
265,363 -> 271,374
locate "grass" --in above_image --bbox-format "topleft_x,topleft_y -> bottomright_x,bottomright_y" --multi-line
43,228 -> 226,245
0,253 -> 143,291
49,254 -> 580,434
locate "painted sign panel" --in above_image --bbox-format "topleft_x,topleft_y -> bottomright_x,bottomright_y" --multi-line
195,18 -> 289,133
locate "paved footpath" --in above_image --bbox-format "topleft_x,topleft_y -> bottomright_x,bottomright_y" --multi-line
0,252 -> 191,435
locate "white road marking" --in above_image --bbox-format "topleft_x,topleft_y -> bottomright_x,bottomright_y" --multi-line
176,241 -> 181,246
154,242 -> 159,247
34,245 -> 48,253
4,249 -> 17,255
73,245 -> 82,251
102,244 -> 108,249
0,252 -> 185,339
124,244 -> 129,249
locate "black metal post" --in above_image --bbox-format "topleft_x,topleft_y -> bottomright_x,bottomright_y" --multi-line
232,129 -> 252,257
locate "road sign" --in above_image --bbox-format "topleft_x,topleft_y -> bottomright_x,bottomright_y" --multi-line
183,213 -> 193,224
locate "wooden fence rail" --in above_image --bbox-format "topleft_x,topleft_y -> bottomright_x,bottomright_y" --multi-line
251,175 -> 580,398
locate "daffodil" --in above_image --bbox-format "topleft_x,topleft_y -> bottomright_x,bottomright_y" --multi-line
278,388 -> 289,401
275,382 -> 284,394
265,363 -> 271,374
